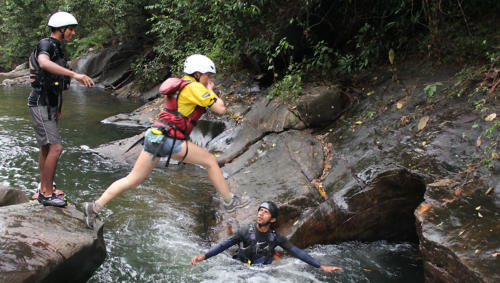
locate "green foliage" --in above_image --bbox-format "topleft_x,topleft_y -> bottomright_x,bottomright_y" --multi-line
0,0 -> 149,70
0,0 -> 499,91
483,121 -> 500,140
424,82 -> 443,97
66,27 -> 111,58
0,0 -> 48,69
267,71 -> 302,101
480,120 -> 500,169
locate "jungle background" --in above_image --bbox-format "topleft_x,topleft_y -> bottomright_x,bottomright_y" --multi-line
1,0 -> 499,96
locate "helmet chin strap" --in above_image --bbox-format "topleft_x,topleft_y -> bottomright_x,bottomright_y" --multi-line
257,220 -> 272,229
193,73 -> 201,82
59,27 -> 68,44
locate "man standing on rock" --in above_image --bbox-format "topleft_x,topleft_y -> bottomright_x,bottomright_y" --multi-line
191,201 -> 342,272
28,11 -> 94,207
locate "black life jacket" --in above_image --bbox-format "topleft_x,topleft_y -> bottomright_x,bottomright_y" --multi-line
236,223 -> 278,265
29,37 -> 70,119
29,37 -> 70,92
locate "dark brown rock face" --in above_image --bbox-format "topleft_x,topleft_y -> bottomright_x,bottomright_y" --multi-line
0,188 -> 106,283
286,168 -> 426,247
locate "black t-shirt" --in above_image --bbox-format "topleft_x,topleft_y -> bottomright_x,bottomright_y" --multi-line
28,37 -> 67,107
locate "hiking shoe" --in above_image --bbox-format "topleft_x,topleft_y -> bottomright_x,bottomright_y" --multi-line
37,193 -> 67,208
33,182 -> 62,199
82,202 -> 98,229
224,195 -> 250,212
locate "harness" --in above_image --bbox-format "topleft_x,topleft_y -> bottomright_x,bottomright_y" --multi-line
237,224 -> 278,265
29,37 -> 70,120
127,78 -> 206,166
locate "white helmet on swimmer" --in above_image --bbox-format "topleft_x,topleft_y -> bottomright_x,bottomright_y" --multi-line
183,54 -> 216,75
47,11 -> 78,28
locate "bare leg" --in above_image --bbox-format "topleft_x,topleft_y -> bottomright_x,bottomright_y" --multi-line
171,141 -> 232,199
38,145 -> 49,180
39,143 -> 63,196
96,150 -> 160,207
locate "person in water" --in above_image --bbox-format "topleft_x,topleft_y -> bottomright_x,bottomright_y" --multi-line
28,11 -> 94,207
191,201 -> 342,272
82,54 -> 249,228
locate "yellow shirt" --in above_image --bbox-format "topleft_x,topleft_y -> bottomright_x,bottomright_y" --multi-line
177,75 -> 216,116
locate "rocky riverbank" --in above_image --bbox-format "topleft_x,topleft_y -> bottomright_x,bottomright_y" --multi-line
93,62 -> 499,282
1,46 -> 498,282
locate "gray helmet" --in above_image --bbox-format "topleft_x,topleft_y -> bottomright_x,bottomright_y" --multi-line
258,201 -> 278,219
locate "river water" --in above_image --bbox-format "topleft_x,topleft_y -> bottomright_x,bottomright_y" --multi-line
0,86 -> 423,282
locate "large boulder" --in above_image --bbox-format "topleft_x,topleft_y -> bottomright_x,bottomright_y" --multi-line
0,63 -> 30,87
286,66 -> 500,282
94,132 -> 145,164
286,167 -> 426,247
294,84 -> 350,128
0,190 -> 106,283
208,96 -> 306,165
0,187 -> 29,206
213,130 -> 324,238
70,43 -> 141,94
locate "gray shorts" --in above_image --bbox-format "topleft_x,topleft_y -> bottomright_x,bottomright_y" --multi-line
143,129 -> 183,157
29,106 -> 62,147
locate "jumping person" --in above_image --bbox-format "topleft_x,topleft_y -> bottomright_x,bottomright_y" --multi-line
82,54 -> 249,228
28,11 -> 94,207
191,201 -> 342,272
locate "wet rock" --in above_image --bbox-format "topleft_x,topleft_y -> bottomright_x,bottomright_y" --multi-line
101,97 -> 163,128
286,168 -> 426,247
294,84 -> 350,128
214,130 -> 324,239
415,181 -> 500,283
93,63 -> 499,282
0,186 -> 29,206
0,196 -> 106,283
70,43 -> 141,93
94,132 -> 145,164
208,96 -> 306,164
301,65 -> 500,282
95,118 -> 228,165
0,63 -> 30,87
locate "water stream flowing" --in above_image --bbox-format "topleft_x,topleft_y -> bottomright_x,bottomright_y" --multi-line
0,86 -> 423,282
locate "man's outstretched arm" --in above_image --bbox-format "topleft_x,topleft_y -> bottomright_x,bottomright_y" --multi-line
191,236 -> 239,266
280,237 -> 342,272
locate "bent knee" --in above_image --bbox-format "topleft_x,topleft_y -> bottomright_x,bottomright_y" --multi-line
204,154 -> 220,169
50,144 -> 63,155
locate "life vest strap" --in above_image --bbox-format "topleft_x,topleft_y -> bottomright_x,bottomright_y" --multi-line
162,108 -> 198,127
153,120 -> 188,139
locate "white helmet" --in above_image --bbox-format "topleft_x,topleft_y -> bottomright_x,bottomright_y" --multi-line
183,54 -> 216,75
47,11 -> 78,28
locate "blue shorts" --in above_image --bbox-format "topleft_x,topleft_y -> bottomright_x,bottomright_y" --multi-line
143,129 -> 183,157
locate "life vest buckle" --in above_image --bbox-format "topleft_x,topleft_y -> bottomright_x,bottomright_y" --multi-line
151,128 -> 163,135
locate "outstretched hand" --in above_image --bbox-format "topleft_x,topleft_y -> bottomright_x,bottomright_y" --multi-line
320,265 -> 342,272
73,73 -> 94,87
191,255 -> 206,266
